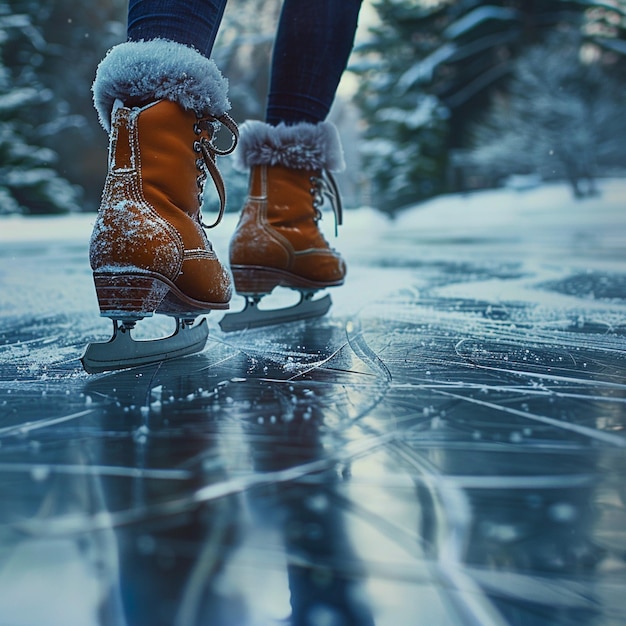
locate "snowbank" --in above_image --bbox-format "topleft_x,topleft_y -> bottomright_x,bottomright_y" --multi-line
1,178 -> 624,248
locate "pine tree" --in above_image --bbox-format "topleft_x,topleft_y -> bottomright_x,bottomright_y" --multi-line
0,2 -> 80,214
4,0 -> 127,213
353,0 -> 450,214
353,0 -> 595,210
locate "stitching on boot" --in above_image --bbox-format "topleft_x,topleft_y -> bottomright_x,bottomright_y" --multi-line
184,248 -> 217,260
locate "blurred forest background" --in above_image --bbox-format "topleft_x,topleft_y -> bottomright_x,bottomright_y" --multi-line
2,0 -> 626,217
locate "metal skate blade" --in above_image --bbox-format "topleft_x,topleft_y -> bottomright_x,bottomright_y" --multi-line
219,293 -> 331,332
81,318 -> 209,374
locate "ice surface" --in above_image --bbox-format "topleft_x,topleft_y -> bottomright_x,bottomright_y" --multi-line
0,180 -> 625,625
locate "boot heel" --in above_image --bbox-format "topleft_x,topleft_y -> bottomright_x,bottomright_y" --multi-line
231,266 -> 282,295
93,272 -> 170,318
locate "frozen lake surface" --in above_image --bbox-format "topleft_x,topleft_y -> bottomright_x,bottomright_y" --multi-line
1,180 -> 625,625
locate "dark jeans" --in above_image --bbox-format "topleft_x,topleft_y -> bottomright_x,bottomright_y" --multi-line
127,0 -> 362,125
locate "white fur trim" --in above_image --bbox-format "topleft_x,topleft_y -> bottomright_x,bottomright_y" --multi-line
92,39 -> 230,132
235,120 -> 345,172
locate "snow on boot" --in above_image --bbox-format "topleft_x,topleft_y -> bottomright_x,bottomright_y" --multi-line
82,40 -> 238,373
220,120 -> 345,331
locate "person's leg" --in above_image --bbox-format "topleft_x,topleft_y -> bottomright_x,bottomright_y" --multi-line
226,0 -> 363,326
267,0 -> 363,125
127,0 -> 227,58
84,1 -> 236,369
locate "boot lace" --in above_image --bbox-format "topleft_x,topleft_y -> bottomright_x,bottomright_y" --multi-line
193,113 -> 239,229
309,170 -> 343,237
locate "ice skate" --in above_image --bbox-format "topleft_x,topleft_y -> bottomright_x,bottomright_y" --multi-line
219,121 -> 345,332
82,40 -> 237,373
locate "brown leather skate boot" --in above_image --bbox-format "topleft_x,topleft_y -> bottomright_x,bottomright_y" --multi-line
83,40 -> 237,372
89,98 -> 235,317
221,121 -> 345,331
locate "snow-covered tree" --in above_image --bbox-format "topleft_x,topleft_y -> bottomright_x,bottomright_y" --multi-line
353,0 -> 598,210
469,30 -> 626,198
0,3 -> 80,214
353,0 -> 450,214
3,0 -> 127,213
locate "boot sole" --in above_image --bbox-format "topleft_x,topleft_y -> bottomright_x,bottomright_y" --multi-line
231,265 -> 344,296
93,270 -> 229,319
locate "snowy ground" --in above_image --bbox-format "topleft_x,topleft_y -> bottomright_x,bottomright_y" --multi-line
0,180 -> 625,625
